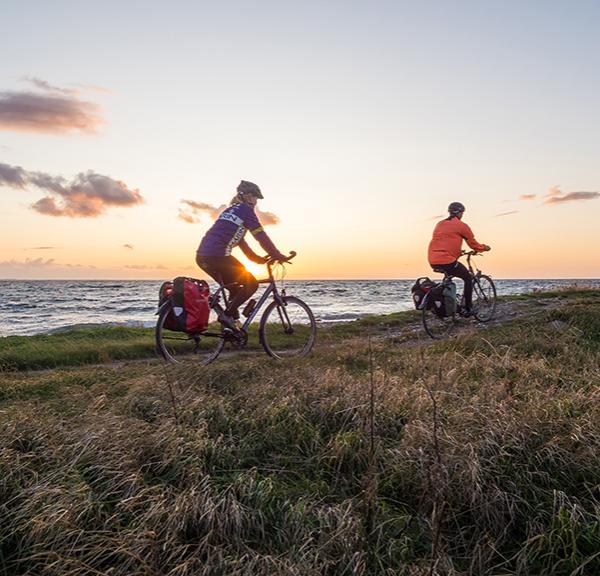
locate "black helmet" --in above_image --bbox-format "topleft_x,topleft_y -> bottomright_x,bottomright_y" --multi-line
448,201 -> 465,215
237,180 -> 263,199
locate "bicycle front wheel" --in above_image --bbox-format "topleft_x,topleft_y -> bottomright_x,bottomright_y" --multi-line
473,275 -> 497,322
259,296 -> 316,359
155,303 -> 224,364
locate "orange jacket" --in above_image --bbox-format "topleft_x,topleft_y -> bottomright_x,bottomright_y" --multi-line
428,217 -> 487,265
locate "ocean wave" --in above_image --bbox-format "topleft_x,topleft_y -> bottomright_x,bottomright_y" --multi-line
47,320 -> 155,334
317,312 -> 362,322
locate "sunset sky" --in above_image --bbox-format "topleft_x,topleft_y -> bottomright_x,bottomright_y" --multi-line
1,0 -> 599,280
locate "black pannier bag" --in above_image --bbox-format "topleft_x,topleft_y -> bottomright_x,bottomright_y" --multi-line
429,281 -> 457,317
411,277 -> 436,310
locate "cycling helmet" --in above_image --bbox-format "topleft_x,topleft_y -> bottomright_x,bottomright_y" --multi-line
237,180 -> 263,199
448,201 -> 465,215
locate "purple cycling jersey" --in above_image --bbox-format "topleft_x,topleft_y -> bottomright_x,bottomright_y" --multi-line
197,202 -> 285,261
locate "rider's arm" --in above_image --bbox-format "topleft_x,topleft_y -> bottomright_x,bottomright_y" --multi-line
460,221 -> 488,252
240,205 -> 287,260
238,238 -> 267,263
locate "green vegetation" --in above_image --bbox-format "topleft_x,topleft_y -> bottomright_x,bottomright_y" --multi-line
1,289 -> 599,574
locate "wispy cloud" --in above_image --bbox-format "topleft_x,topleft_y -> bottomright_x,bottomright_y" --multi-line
123,244 -> 134,249
428,214 -> 445,221
124,264 -> 167,270
25,246 -> 58,250
0,162 -> 144,217
23,76 -> 76,95
0,258 -> 97,273
178,199 -> 280,226
544,190 -> 600,205
0,78 -> 104,134
0,257 -> 56,268
495,210 -> 519,217
519,187 -> 600,206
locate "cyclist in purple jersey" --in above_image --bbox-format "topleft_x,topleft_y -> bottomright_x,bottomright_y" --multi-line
196,180 -> 288,328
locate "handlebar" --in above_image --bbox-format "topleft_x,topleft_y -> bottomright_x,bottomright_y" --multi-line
461,247 -> 491,257
266,251 -> 297,268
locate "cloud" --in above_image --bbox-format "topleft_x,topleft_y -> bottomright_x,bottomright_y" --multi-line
180,200 -> 223,221
0,162 -> 144,217
495,210 -> 519,217
520,194 -> 536,200
428,214 -> 445,221
0,163 -> 27,187
0,258 -> 97,273
26,246 -> 57,250
124,264 -> 166,270
123,244 -> 134,249
0,80 -> 104,134
0,257 -> 56,268
23,76 -> 76,95
545,185 -> 561,198
178,199 -> 280,226
544,190 -> 600,205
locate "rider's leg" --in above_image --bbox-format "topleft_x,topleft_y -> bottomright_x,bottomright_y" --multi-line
449,262 -> 473,310
431,261 -> 473,311
223,258 -> 258,317
196,255 -> 257,319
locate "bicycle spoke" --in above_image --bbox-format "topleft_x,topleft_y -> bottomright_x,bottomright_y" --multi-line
155,307 -> 224,365
259,296 -> 316,359
473,275 -> 497,322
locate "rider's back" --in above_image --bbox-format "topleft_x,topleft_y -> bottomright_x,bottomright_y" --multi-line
428,218 -> 486,265
198,203 -> 257,257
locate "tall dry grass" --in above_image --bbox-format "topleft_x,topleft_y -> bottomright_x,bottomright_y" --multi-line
1,293 -> 599,575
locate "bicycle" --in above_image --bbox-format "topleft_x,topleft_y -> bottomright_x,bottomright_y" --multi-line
155,251 -> 317,364
422,250 -> 497,338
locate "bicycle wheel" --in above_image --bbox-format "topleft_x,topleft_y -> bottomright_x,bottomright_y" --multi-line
422,298 -> 454,339
473,275 -> 497,322
155,303 -> 224,364
259,296 -> 316,359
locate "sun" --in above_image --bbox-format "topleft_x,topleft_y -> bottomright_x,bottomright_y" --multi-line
239,258 -> 267,278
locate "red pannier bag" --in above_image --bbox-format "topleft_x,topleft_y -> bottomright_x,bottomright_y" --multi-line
159,277 -> 210,332
158,281 -> 178,330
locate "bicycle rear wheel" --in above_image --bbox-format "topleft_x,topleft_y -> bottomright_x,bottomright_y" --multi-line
155,303 -> 224,364
259,296 -> 316,359
422,299 -> 454,339
473,275 -> 497,322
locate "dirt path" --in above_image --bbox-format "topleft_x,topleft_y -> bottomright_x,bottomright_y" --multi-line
380,295 -> 568,343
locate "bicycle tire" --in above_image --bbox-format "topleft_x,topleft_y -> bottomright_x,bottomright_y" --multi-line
155,302 -> 224,365
259,296 -> 316,359
473,275 -> 497,322
422,293 -> 455,339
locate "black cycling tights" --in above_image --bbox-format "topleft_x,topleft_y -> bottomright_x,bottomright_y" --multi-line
196,255 -> 258,318
431,261 -> 473,310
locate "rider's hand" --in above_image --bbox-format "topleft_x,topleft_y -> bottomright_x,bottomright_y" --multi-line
483,245 -> 491,252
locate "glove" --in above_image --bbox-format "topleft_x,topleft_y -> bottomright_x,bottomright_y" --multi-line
484,245 -> 491,252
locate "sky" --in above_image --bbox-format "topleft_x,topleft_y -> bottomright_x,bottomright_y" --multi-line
1,0 -> 599,280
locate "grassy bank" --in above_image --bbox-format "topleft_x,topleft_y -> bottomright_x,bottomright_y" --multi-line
1,290 -> 599,575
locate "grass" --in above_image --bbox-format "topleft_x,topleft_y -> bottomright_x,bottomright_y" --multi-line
0,288 -> 599,574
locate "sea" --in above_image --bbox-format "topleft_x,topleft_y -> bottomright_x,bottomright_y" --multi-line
1,279 -> 599,337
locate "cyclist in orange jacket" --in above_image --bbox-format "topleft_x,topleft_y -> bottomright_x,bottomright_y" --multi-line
428,202 -> 491,316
